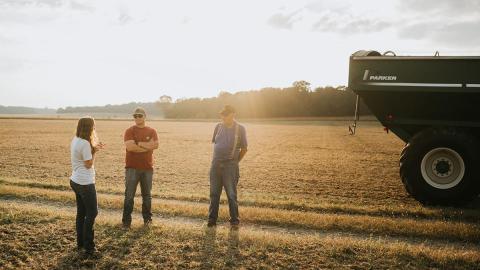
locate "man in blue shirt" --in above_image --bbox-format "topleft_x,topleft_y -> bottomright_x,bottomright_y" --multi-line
208,105 -> 248,227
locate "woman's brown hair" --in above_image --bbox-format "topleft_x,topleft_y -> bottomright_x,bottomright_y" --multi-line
76,116 -> 96,153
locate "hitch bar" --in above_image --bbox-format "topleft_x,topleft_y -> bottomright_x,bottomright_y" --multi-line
349,94 -> 360,135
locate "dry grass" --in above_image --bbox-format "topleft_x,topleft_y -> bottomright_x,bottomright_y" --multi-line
3,177 -> 479,222
1,184 -> 480,244
1,119 -> 480,269
1,204 -> 479,270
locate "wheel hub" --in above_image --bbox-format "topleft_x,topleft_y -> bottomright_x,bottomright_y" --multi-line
421,147 -> 465,189
432,158 -> 453,177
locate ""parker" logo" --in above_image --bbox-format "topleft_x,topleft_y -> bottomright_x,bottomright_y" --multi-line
363,70 -> 397,81
369,75 -> 397,81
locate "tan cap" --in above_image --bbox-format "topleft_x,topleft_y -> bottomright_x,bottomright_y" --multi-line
219,105 -> 236,116
133,107 -> 146,117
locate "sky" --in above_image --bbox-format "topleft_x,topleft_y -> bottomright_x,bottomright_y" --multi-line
1,0 -> 479,108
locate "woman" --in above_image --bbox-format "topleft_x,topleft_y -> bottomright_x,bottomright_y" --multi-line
70,116 -> 104,256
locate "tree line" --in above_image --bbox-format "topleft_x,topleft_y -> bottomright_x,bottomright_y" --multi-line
57,81 -> 371,118
0,105 -> 56,115
57,102 -> 164,117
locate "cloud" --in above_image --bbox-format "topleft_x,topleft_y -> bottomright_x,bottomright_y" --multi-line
181,16 -> 190,24
267,10 -> 302,30
117,12 -> 133,25
397,0 -> 480,16
0,0 -> 94,12
0,9 -> 60,24
0,33 -> 18,45
0,0 -> 63,8
434,20 -> 480,46
70,0 -> 94,12
305,1 -> 351,15
302,0 -> 479,48
292,1 -> 394,34
399,19 -> 480,47
397,22 -> 434,40
0,56 -> 27,72
0,0 -> 94,25
395,0 -> 480,48
312,14 -> 392,34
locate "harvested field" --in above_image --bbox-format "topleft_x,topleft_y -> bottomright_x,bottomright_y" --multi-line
0,118 -> 479,269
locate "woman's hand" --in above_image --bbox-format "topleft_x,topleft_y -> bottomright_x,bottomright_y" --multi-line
93,142 -> 106,153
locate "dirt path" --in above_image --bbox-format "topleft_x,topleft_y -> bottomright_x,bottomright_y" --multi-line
2,196 -> 479,252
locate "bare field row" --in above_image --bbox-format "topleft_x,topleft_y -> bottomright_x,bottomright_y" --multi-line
2,119 -> 479,212
1,119 -> 409,206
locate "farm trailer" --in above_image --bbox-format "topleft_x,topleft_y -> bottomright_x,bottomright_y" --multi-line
348,50 -> 480,205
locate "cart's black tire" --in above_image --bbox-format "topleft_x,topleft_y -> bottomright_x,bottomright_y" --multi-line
399,128 -> 480,206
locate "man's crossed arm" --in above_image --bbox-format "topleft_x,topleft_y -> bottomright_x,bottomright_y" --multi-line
125,139 -> 158,152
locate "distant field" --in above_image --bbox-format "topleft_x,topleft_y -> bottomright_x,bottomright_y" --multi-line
0,114 -> 378,122
0,119 -> 479,269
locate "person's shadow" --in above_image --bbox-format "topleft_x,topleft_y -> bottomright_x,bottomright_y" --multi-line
53,224 -> 145,270
200,226 -> 241,269
200,227 -> 217,269
225,227 -> 241,268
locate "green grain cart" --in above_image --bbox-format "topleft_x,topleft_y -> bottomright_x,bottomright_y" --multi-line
348,50 -> 480,205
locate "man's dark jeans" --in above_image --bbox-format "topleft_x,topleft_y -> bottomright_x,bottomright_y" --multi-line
208,160 -> 240,224
122,168 -> 153,225
70,180 -> 98,251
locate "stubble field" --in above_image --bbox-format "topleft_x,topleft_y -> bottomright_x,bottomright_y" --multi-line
0,118 -> 479,269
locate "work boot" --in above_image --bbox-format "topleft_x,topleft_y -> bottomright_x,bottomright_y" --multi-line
84,248 -> 100,259
207,220 -> 217,227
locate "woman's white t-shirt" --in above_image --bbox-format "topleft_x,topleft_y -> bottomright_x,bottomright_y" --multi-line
70,137 -> 95,185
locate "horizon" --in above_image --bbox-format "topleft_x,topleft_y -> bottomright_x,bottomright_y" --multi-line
1,0 -> 479,108
1,83 -> 346,110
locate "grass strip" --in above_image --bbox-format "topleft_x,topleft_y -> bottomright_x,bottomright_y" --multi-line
1,185 -> 479,244
1,204 -> 479,270
2,177 -> 479,223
